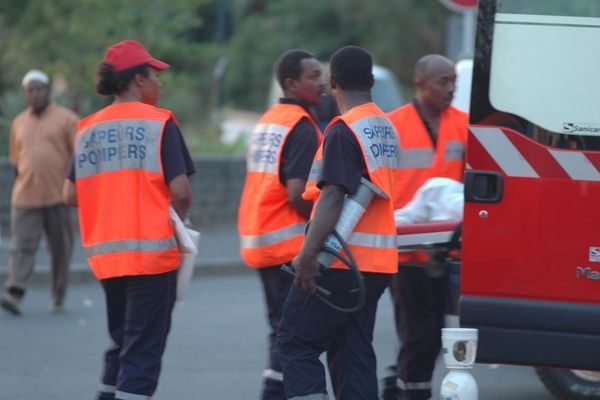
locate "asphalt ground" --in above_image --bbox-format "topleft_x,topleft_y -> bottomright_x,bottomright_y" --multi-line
0,276 -> 551,399
0,223 -> 552,399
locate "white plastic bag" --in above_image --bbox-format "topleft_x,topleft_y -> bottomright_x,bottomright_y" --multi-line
169,206 -> 201,301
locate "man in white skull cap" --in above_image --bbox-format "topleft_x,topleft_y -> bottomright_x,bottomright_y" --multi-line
1,69 -> 78,315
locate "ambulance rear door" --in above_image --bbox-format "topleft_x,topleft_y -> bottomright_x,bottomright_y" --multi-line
460,0 -> 600,370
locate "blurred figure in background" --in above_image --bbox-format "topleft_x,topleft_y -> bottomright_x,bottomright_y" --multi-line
382,54 -> 468,400
238,49 -> 325,400
63,39 -> 194,400
1,69 -> 77,316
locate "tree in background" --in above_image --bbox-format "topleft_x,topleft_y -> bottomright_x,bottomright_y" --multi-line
0,0 -> 220,154
0,0 -> 449,155
225,0 -> 449,110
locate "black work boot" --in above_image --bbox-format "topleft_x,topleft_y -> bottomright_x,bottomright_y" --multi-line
381,366 -> 399,400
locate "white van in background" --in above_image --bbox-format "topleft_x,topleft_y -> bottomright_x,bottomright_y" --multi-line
369,65 -> 406,112
452,58 -> 473,113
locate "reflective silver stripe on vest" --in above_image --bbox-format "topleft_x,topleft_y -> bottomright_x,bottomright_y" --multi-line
115,391 -> 152,400
351,116 -> 401,172
240,223 -> 305,249
98,383 -> 116,394
444,140 -> 465,161
397,378 -> 432,390
76,119 -> 163,179
85,237 -> 177,258
346,232 -> 397,249
307,158 -> 322,184
246,123 -> 290,174
397,148 -> 434,169
289,394 -> 329,400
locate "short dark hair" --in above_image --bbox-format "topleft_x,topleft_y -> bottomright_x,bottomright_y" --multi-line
274,49 -> 315,90
96,63 -> 150,96
329,46 -> 374,91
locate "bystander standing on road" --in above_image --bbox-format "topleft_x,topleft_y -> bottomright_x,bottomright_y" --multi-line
1,70 -> 78,316
382,54 -> 468,400
63,39 -> 195,400
238,49 -> 325,400
277,45 -> 401,400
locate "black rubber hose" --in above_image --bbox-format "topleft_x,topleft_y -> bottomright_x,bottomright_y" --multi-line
316,228 -> 366,313
282,226 -> 366,314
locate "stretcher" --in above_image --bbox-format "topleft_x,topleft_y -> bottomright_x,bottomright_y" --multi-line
396,220 -> 462,254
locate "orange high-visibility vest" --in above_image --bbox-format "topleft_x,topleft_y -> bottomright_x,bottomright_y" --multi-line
74,102 -> 180,280
387,103 -> 467,264
304,102 -> 400,274
238,103 -> 322,268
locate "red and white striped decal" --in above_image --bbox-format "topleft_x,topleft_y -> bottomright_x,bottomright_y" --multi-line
470,127 -> 539,177
547,149 -> 600,181
470,126 -> 600,181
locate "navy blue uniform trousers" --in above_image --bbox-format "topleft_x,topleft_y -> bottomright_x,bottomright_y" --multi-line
277,269 -> 391,400
391,265 -> 449,400
258,266 -> 294,400
96,269 -> 177,400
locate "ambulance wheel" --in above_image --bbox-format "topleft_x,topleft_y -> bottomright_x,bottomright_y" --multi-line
536,368 -> 600,400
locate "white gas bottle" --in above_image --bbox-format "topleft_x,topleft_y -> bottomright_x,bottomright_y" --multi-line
440,328 -> 479,400
440,370 -> 478,400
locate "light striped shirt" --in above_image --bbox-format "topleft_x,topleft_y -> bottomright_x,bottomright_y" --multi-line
9,103 -> 78,207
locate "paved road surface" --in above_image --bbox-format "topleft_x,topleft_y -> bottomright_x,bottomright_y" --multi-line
0,273 -> 552,399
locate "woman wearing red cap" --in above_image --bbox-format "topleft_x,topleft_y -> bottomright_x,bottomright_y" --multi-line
63,40 -> 195,400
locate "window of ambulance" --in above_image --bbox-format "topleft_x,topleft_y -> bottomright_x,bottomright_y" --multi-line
471,0 -> 600,149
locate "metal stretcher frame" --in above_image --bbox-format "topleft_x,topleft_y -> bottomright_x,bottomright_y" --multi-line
396,220 -> 461,251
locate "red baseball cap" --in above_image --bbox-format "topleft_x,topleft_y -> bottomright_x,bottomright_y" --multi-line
104,40 -> 170,72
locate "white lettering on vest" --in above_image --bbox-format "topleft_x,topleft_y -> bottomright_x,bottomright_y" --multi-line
76,119 -> 162,179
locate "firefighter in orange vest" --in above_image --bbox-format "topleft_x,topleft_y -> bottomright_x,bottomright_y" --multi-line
382,54 -> 468,400
238,49 -> 325,400
63,40 -> 195,400
277,46 -> 400,400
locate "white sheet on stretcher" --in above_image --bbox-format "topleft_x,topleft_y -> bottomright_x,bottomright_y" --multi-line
395,178 -> 463,247
394,177 -> 464,227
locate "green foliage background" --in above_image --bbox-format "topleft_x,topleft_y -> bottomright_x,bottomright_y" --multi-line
0,0 -> 449,155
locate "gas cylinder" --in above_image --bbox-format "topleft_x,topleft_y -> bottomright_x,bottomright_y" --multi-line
440,370 -> 478,400
440,328 -> 479,400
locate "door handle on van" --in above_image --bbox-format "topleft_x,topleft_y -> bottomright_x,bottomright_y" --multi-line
464,171 -> 503,203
